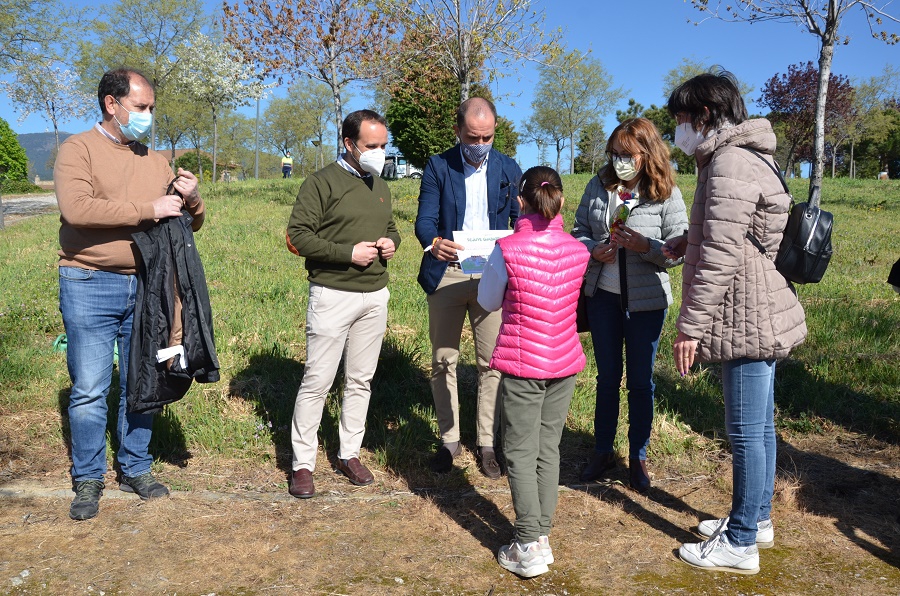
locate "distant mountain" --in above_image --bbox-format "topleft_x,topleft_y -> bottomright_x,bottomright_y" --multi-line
18,131 -> 74,181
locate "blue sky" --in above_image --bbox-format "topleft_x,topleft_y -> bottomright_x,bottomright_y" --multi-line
1,0 -> 898,172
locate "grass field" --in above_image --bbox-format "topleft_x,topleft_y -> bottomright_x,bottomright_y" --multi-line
2,174 -> 897,470
0,173 -> 898,594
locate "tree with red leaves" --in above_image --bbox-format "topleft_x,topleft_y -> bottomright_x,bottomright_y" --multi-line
759,61 -> 854,177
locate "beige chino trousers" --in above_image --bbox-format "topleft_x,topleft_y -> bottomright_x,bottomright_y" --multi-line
427,266 -> 502,447
291,283 -> 389,471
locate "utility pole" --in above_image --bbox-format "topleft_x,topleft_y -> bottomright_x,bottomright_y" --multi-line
254,96 -> 260,179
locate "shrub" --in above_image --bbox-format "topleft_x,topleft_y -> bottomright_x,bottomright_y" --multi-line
0,117 -> 28,183
0,179 -> 43,194
175,152 -> 213,181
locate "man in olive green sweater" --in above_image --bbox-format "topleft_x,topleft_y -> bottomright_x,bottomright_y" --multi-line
285,110 -> 400,498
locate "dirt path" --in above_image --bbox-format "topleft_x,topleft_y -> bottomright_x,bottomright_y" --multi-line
1,430 -> 898,595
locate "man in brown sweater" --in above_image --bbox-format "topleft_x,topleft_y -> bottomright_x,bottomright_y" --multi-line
54,68 -> 205,520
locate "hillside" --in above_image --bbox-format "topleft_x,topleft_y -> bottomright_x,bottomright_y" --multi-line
17,131 -> 73,181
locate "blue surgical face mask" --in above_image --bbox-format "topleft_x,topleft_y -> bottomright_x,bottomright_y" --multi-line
114,98 -> 153,141
461,141 -> 492,164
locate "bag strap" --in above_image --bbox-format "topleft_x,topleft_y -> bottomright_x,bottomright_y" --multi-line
739,147 -> 790,255
741,147 -> 790,195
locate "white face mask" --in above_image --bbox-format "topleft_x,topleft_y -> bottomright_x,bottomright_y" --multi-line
674,122 -> 709,156
612,156 -> 639,181
352,143 -> 386,177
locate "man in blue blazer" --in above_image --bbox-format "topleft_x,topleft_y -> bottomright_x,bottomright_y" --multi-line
415,97 -> 521,479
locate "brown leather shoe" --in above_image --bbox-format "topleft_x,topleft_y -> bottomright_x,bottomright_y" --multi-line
478,448 -> 502,480
336,457 -> 374,486
580,451 -> 617,482
289,469 -> 315,498
629,459 -> 651,493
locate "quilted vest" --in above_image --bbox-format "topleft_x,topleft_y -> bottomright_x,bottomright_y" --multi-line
490,213 -> 590,379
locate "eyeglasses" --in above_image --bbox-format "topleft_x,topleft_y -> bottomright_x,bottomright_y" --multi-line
606,151 -> 637,162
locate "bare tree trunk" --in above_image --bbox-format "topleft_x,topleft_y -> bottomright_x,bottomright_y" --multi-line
831,151 -> 836,178
456,0 -> 469,103
569,134 -> 576,175
809,0 -> 838,205
332,89 -> 343,159
212,109 -> 218,183
785,142 -> 797,179
850,140 -> 855,179
197,145 -> 203,180
555,139 -> 562,173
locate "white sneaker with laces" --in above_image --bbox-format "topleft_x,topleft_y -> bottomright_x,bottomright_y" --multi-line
697,517 -> 774,549
498,540 -> 549,578
679,532 -> 760,574
538,535 -> 554,564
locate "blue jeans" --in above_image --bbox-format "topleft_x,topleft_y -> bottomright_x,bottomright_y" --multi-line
722,357 -> 776,547
59,267 -> 154,482
587,289 -> 665,461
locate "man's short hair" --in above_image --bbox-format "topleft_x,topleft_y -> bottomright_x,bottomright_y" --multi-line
97,68 -> 153,113
456,97 -> 497,128
341,110 -> 387,143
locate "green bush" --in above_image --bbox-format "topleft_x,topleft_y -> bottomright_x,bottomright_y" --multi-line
0,117 -> 28,183
0,179 -> 43,194
175,152 -> 213,181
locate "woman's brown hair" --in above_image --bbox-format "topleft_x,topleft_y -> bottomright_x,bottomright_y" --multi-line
604,117 -> 676,202
519,166 -> 563,220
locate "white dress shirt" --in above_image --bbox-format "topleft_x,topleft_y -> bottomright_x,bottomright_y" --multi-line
461,148 -> 490,231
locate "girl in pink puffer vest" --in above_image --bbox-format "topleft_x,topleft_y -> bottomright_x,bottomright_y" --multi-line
477,166 -> 589,578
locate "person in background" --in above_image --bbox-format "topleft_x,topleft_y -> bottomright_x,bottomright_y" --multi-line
285,110 -> 400,498
664,69 -> 807,574
571,117 -> 687,493
54,67 -> 204,520
478,166 -> 589,578
415,97 -> 521,479
282,151 -> 293,178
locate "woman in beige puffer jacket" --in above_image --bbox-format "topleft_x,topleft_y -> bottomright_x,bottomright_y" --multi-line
664,70 -> 807,575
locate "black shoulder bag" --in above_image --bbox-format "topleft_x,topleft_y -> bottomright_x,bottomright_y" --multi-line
742,147 -> 834,284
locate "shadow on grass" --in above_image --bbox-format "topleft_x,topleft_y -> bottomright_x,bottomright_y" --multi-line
651,353 -> 900,568
779,440 -> 900,568
575,333 -> 900,565
228,342 -> 305,473
228,335 -> 515,555
571,481 -> 710,545
360,336 -> 514,553
54,365 -> 192,479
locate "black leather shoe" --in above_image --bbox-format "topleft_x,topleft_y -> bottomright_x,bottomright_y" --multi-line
580,451 -> 617,482
430,444 -> 462,473
629,459 -> 651,493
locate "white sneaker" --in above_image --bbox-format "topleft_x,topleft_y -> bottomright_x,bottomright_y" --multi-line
679,532 -> 760,574
697,517 -> 775,549
538,535 -> 554,564
498,540 -> 549,578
